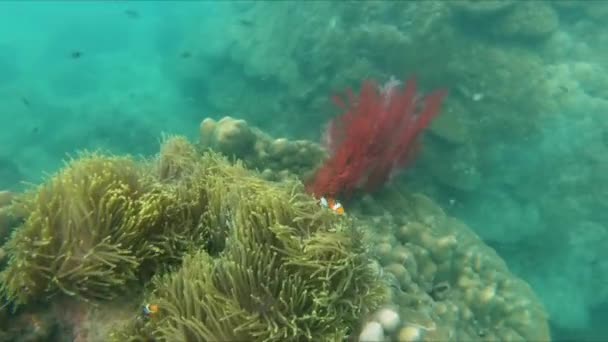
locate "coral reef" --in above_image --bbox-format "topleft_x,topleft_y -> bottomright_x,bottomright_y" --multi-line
4,1 -> 607,339
0,156 -> 151,305
449,0 -> 516,17
0,138 -> 224,306
167,1 -> 557,200
552,0 -> 608,22
353,190 -> 550,341
0,120 -> 553,341
122,235 -> 384,341
199,116 -> 327,182
113,137 -> 387,341
0,191 -> 18,247
0,294 -> 139,341
428,109 -> 469,146
424,143 -> 481,192
1,135 -> 389,341
450,1 -> 558,41
0,191 -> 13,208
491,2 -> 558,41
306,77 -> 446,199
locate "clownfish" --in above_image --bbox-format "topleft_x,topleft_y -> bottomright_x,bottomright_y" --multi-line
319,196 -> 345,215
142,303 -> 160,319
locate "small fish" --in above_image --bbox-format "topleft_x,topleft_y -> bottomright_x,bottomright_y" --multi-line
472,93 -> 484,101
21,97 -> 30,107
319,196 -> 345,215
142,303 -> 159,319
70,50 -> 83,59
124,9 -> 139,19
180,51 -> 191,59
238,19 -> 255,27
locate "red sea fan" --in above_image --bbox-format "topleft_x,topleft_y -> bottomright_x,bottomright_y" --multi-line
306,76 -> 447,199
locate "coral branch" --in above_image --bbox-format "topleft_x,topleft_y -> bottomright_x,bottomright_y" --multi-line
307,77 -> 447,199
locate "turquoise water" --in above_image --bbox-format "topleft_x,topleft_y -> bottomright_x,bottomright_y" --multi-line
1,1 -> 607,341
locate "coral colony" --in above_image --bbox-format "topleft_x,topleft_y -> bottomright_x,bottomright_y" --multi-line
306,77 -> 447,199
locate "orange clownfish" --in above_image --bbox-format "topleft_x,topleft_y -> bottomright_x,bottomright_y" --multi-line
142,303 -> 160,319
319,196 -> 345,215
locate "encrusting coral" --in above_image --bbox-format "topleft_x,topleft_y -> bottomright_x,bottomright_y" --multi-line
199,116 -> 327,182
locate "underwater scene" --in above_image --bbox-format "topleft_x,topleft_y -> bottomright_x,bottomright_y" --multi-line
0,1 -> 606,341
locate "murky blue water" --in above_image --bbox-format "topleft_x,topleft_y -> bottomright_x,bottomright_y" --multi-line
1,1 -> 606,341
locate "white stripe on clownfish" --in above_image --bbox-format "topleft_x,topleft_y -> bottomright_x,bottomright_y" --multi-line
319,196 -> 345,215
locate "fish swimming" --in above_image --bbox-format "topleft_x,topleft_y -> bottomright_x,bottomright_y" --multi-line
142,303 -> 159,319
124,9 -> 139,19
319,196 -> 345,215
70,50 -> 83,59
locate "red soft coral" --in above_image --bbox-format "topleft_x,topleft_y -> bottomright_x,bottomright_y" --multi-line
306,76 -> 447,199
